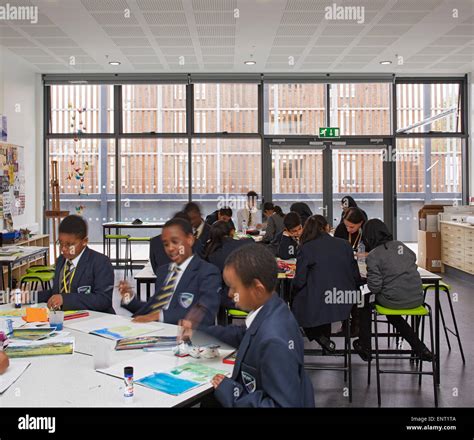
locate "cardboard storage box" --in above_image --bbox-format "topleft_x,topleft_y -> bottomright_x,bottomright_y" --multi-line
418,230 -> 442,272
418,205 -> 446,232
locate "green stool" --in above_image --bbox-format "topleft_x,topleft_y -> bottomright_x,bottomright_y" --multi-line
126,237 -> 151,278
27,265 -> 55,273
372,303 -> 438,407
104,234 -> 130,274
423,282 -> 465,364
226,308 -> 248,325
20,271 -> 54,291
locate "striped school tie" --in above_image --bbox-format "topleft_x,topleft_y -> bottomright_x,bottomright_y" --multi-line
60,260 -> 74,294
150,266 -> 180,311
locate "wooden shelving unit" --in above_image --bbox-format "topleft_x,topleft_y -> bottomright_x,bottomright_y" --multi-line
1,234 -> 50,288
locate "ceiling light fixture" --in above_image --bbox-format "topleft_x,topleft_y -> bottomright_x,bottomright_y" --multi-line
244,60 -> 256,65
109,61 -> 121,66
379,60 -> 392,65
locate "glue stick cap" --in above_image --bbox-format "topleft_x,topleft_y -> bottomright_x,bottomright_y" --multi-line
124,366 -> 133,376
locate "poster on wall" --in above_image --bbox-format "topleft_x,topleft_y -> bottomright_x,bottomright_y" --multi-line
0,115 -> 7,142
0,142 -> 25,220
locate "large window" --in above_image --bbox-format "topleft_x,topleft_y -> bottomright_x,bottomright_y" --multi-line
194,83 -> 258,133
329,83 -> 392,135
50,85 -> 114,134
396,82 -> 461,134
48,139 -> 116,243
396,138 -> 462,242
191,138 -> 261,217
122,84 -> 186,133
264,83 -> 326,134
45,77 -> 467,244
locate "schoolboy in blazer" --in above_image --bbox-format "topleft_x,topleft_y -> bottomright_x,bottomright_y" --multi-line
38,215 -> 115,314
120,218 -> 221,327
181,244 -> 315,408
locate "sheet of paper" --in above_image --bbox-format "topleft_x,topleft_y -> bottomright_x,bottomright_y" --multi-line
64,315 -> 162,340
0,360 -> 30,393
5,337 -> 75,358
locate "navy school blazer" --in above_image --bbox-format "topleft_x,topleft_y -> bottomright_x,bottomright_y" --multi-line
123,255 -> 221,327
207,237 -> 253,308
291,233 -> 362,328
204,294 -> 315,408
38,247 -> 115,314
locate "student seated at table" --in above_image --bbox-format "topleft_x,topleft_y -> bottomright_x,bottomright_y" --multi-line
334,207 -> 367,252
205,206 -> 235,229
269,211 -> 303,259
0,352 -> 9,374
149,211 -> 201,275
119,218 -> 221,327
183,202 -> 211,252
353,219 -> 433,362
38,215 -> 115,314
237,190 -> 262,231
180,244 -> 315,408
261,203 -> 284,244
289,202 -> 313,227
292,215 -> 361,352
338,195 -> 367,225
203,220 -> 253,311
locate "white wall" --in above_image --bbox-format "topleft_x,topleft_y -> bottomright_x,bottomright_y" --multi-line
0,48 -> 42,232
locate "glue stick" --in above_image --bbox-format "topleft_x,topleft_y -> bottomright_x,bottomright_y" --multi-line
124,366 -> 134,402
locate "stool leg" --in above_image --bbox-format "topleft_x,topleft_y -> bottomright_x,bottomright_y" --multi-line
439,302 -> 451,351
374,310 -> 382,407
427,309 -> 439,407
446,290 -> 466,364
419,316 -> 425,387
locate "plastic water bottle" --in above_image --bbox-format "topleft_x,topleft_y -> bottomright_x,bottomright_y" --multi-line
241,219 -> 247,235
357,242 -> 366,263
13,281 -> 21,309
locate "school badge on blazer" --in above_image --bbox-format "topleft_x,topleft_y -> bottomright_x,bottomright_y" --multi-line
241,371 -> 256,394
179,292 -> 194,309
77,286 -> 92,295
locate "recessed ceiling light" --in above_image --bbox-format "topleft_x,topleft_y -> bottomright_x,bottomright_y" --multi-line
380,60 -> 392,65
244,60 -> 256,65
109,61 -> 121,66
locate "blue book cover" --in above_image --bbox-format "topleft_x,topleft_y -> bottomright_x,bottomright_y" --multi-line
136,372 -> 199,395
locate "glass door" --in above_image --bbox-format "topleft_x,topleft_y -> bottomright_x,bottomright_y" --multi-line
270,145 -> 325,217
331,145 -> 387,226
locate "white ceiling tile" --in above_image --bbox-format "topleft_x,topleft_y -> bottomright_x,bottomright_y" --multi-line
161,47 -> 196,55
48,47 -> 88,56
18,26 -> 68,37
203,63 -> 233,69
127,55 -> 159,63
270,46 -> 305,55
316,36 -> 357,46
195,12 -> 237,25
1,38 -> 39,47
155,37 -> 194,46
103,26 -> 146,37
8,47 -> 49,56
346,46 -> 382,55
445,25 -> 474,36
280,12 -> 324,25
431,36 -> 473,46
196,26 -> 235,37
34,38 -> 79,47
90,12 -> 138,25
111,37 -> 151,46
121,47 -> 156,55
276,25 -> 318,36
136,0 -> 184,10
201,55 -> 234,63
192,0 -> 237,11
149,26 -> 191,37
0,27 -> 21,37
59,55 -> 97,64
80,0 -> 130,11
165,55 -> 197,64
357,36 -> 400,46
341,55 -> 376,63
367,25 -> 414,36
22,55 -> 59,63
323,24 -> 365,35
273,36 -> 311,46
378,11 -> 430,25
199,37 -> 235,46
143,12 -> 187,25
393,0 -> 444,10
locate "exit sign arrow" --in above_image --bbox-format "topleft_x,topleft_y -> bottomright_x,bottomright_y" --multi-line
319,127 -> 340,138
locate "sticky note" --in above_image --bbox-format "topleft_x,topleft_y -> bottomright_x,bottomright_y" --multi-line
22,308 -> 49,323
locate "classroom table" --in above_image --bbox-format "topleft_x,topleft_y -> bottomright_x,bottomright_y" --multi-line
0,305 -> 233,407
0,246 -> 49,292
102,221 -> 165,269
134,264 -> 156,301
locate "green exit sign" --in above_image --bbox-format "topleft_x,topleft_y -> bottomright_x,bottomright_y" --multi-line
319,127 -> 340,138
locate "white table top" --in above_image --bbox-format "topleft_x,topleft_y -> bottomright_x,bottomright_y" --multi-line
134,264 -> 156,281
0,306 -> 233,407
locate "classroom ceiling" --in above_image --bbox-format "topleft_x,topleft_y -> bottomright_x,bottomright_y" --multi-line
0,0 -> 473,74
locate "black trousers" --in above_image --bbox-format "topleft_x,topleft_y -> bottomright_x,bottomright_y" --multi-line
303,324 -> 331,341
359,300 -> 425,352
